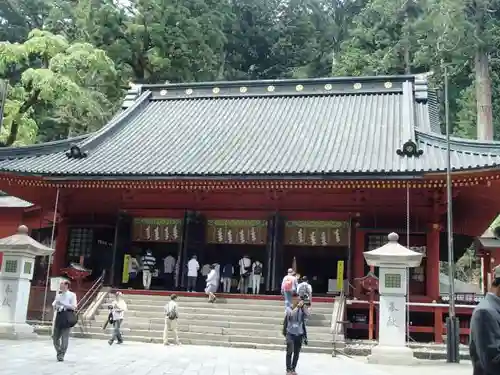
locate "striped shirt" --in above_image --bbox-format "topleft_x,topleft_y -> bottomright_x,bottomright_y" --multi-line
141,254 -> 156,272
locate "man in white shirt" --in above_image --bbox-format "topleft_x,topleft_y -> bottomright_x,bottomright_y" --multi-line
239,255 -> 252,294
52,280 -> 77,362
163,294 -> 180,345
163,254 -> 176,290
187,255 -> 200,292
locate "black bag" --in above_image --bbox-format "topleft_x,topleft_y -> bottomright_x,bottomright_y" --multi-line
282,315 -> 288,337
253,264 -> 262,275
56,310 -> 78,329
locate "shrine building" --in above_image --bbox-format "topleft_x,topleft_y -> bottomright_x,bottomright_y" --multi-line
0,75 -> 500,343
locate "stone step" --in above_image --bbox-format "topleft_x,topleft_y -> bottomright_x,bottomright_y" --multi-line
87,317 -> 331,333
75,327 -> 334,348
104,299 -> 333,313
94,312 -> 330,327
117,295 -> 311,306
98,305 -> 331,320
84,322 -> 333,341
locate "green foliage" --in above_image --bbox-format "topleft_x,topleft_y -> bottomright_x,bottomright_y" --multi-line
0,29 -> 120,145
2,0 -> 500,144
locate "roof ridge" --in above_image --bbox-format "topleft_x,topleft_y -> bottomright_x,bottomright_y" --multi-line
142,75 -> 417,90
0,134 -> 89,159
77,91 -> 152,153
416,130 -> 500,153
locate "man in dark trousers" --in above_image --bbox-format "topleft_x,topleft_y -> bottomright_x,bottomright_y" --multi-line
470,265 -> 500,375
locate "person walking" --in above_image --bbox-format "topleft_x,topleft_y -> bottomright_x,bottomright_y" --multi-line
281,268 -> 298,310
141,250 -> 156,290
52,280 -> 77,362
108,291 -> 128,345
470,265 -> 500,375
163,294 -> 180,345
284,296 -> 309,375
252,260 -> 263,294
187,255 -> 200,292
205,264 -> 218,303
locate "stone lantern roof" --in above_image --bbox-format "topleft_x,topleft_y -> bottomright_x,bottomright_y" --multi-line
0,225 -> 54,257
364,232 -> 423,268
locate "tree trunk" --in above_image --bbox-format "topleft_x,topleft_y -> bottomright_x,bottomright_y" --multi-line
475,49 -> 493,140
4,90 -> 40,147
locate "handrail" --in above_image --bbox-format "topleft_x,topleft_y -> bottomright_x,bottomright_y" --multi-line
76,270 -> 106,315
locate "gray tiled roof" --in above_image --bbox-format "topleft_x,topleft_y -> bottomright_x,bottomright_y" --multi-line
0,76 -> 499,178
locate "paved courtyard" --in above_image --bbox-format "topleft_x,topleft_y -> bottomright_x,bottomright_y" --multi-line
0,338 -> 472,375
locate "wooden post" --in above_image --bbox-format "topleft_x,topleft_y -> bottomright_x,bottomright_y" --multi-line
353,228 -> 365,298
434,306 -> 443,343
368,265 -> 375,340
52,219 -> 68,275
426,224 -> 440,300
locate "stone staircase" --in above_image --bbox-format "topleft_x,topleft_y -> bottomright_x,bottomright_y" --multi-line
76,293 -> 339,354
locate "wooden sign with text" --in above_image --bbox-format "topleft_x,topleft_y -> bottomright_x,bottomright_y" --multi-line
132,218 -> 183,242
206,220 -> 267,245
284,220 -> 349,247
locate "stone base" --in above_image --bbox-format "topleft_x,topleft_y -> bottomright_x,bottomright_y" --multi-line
367,345 -> 416,365
0,322 -> 38,340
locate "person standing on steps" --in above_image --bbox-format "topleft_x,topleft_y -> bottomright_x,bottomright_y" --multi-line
187,255 -> 200,292
52,280 -> 77,362
470,265 -> 500,375
221,262 -> 234,293
297,276 -> 312,307
252,260 -> 263,294
205,264 -> 218,303
281,268 -> 298,310
284,296 -> 309,375
238,254 -> 252,294
108,291 -> 128,345
163,294 -> 180,345
141,250 -> 156,290
163,254 -> 176,290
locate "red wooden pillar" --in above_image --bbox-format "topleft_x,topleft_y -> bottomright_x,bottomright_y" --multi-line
353,228 -> 365,297
434,307 -> 443,343
426,223 -> 440,300
52,219 -> 68,275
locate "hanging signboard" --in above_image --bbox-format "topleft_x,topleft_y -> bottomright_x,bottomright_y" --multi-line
132,218 -> 183,242
206,220 -> 267,245
284,220 -> 349,246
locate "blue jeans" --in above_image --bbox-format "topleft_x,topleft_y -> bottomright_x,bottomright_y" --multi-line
284,291 -> 293,309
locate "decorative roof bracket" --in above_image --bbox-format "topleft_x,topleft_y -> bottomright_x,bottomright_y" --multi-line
396,140 -> 423,157
66,144 -> 88,159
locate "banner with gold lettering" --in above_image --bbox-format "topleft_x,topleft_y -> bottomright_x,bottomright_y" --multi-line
132,218 -> 183,242
122,254 -> 130,284
206,220 -> 267,245
284,221 -> 349,246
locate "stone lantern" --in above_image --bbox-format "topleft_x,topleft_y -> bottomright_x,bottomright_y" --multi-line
0,225 -> 54,338
363,232 -> 423,365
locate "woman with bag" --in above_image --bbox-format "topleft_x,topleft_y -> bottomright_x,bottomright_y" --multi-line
283,296 -> 309,375
52,280 -> 77,362
108,291 -> 128,345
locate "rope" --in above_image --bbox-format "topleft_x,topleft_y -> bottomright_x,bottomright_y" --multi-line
406,183 -> 411,343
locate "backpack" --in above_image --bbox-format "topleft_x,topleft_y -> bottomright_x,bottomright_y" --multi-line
283,276 -> 294,292
254,263 -> 262,275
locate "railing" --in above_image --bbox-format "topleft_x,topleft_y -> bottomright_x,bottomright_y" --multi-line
75,271 -> 106,332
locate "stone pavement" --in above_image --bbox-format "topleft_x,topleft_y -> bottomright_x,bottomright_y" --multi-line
0,338 -> 472,375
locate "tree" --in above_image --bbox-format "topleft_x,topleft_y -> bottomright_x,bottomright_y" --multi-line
69,0 -> 230,84
0,29 -> 121,145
